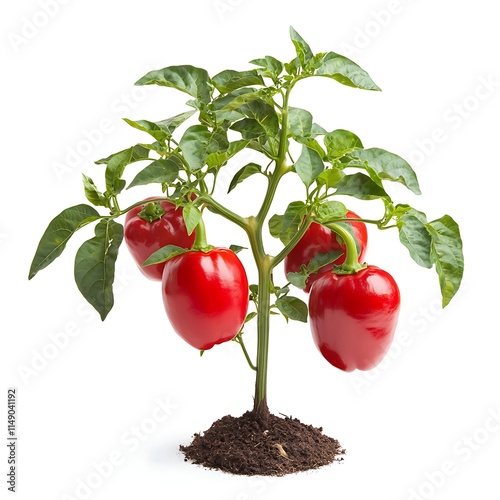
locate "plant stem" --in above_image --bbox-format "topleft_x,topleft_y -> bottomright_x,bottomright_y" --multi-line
326,222 -> 366,273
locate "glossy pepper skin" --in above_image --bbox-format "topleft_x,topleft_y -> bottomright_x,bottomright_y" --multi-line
284,211 -> 368,293
124,198 -> 195,281
161,248 -> 249,350
309,265 -> 400,372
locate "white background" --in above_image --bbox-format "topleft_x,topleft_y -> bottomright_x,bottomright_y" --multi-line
2,1 -> 500,499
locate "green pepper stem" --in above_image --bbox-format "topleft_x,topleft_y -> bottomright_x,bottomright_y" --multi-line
326,222 -> 366,273
193,216 -> 209,250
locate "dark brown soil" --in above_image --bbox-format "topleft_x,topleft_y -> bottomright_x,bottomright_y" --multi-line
180,411 -> 345,476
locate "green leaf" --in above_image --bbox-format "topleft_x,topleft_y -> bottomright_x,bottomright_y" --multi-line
288,107 -> 313,137
287,272 -> 308,290
426,215 -> 464,307
335,173 -> 388,200
212,88 -> 260,116
289,26 -> 313,67
315,52 -> 381,91
74,219 -> 123,321
128,156 -> 182,189
282,201 -> 307,234
307,250 -> 344,273
123,111 -> 195,141
142,245 -> 188,267
324,129 -> 363,159
276,295 -> 308,322
206,139 -> 250,169
228,163 -> 262,193
212,69 -> 264,93
249,55 -> 284,80
82,175 -> 109,207
100,145 -> 150,195
351,148 -> 421,195
317,167 -> 345,190
229,245 -> 247,254
237,99 -> 280,151
268,214 -> 284,239
179,125 -> 229,170
397,209 -> 433,268
29,204 -> 100,279
294,145 -> 324,187
183,204 -> 202,235
244,311 -> 258,323
135,65 -> 212,103
316,201 -> 347,222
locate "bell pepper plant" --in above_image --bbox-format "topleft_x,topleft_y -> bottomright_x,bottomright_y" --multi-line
29,27 -> 464,426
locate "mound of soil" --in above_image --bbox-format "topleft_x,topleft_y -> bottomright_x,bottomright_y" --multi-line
180,411 -> 345,476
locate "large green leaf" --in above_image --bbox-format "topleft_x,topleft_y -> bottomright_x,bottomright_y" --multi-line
294,145 -> 324,187
182,204 -> 202,235
212,69 -> 264,93
74,219 -> 123,320
351,148 -> 421,195
135,65 -> 212,103
128,156 -> 182,189
179,125 -> 229,170
123,111 -> 195,142
315,52 -> 381,91
426,215 -> 464,307
29,204 -> 100,279
334,173 -> 388,200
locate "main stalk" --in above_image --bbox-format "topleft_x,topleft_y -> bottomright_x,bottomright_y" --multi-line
250,85 -> 293,422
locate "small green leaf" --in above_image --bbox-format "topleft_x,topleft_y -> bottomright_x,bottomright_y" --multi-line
307,250 -> 344,273
335,173 -> 388,200
236,99 -> 280,151
100,145 -> 150,195
74,219 -> 123,320
244,312 -> 257,323
179,125 -> 229,171
324,129 -> 363,158
352,148 -> 421,195
206,139 -> 250,169
229,245 -> 247,254
123,111 -> 195,141
294,145 -> 324,187
276,295 -> 308,322
268,214 -> 284,239
183,204 -> 202,236
142,245 -> 188,267
82,175 -> 109,207
135,65 -> 212,103
228,163 -> 262,193
128,156 -> 182,189
287,272 -> 308,290
289,26 -> 313,67
426,215 -> 464,307
316,201 -> 347,222
29,204 -> 100,279
212,69 -> 264,93
315,52 -> 381,91
249,55 -> 284,80
317,168 -> 345,190
288,107 -> 313,137
282,201 -> 307,234
397,210 -> 433,269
